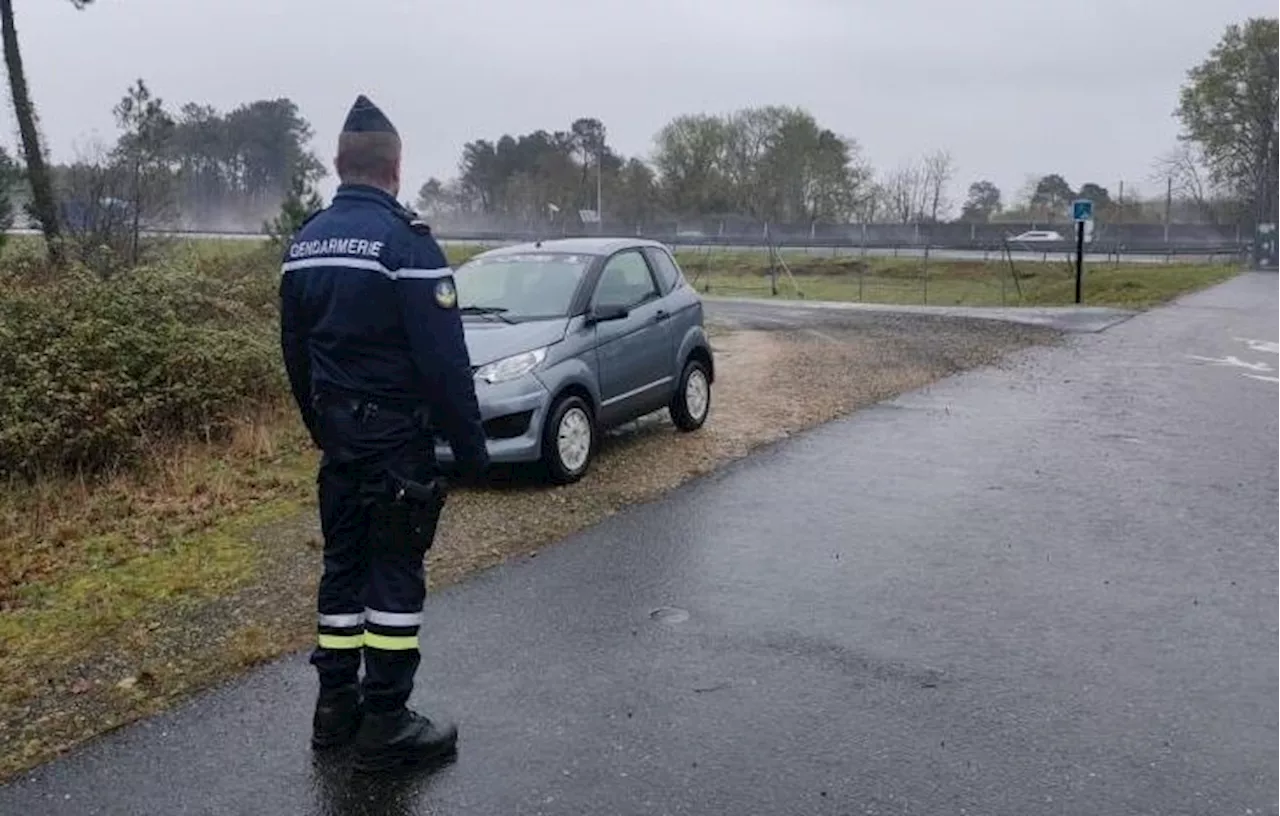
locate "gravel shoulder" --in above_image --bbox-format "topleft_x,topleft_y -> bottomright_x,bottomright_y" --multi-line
0,314 -> 1060,780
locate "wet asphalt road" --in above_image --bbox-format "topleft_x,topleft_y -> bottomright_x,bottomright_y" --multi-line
2,274 -> 1276,815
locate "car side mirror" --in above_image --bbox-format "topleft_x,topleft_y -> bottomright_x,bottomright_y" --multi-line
587,304 -> 629,324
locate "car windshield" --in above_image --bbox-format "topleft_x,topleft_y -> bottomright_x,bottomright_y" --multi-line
454,252 -> 593,321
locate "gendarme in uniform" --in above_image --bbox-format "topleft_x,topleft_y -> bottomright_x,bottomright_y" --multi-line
278,94 -> 489,773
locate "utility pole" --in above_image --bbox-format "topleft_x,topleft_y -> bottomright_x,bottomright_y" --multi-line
1164,175 -> 1172,244
596,143 -> 603,235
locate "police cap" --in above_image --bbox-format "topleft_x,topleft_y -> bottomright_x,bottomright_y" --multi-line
342,94 -> 398,136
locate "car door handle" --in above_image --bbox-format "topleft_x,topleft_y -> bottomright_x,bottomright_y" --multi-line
654,309 -> 669,322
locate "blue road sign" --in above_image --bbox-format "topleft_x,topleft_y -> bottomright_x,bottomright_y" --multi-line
1072,199 -> 1094,222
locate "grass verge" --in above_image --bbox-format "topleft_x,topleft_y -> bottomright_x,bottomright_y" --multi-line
671,254 -> 1241,309
124,238 -> 1241,310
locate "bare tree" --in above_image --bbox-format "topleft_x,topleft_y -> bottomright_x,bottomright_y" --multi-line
883,162 -> 930,223
921,149 -> 955,222
1152,142 -> 1226,223
851,179 -> 884,223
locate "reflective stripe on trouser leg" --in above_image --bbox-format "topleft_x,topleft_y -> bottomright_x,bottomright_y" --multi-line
363,608 -> 422,651
317,611 -> 366,650
361,609 -> 423,712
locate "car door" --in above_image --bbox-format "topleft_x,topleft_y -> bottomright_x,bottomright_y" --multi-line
644,245 -> 696,366
590,248 -> 675,425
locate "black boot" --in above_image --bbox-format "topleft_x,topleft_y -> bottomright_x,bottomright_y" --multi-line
311,684 -> 363,750
352,708 -> 458,773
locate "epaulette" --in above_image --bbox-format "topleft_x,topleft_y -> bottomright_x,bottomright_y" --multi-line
395,205 -> 433,237
298,206 -> 326,230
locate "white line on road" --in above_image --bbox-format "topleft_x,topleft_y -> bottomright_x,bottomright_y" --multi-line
1234,338 -> 1280,355
1185,355 -> 1274,372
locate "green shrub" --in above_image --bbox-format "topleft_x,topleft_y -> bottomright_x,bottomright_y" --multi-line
0,250 -> 286,479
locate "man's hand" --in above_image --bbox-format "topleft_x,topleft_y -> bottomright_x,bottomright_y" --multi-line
452,452 -> 490,487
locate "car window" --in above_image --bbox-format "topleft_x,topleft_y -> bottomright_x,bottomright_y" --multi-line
454,253 -> 593,320
646,247 -> 684,292
595,250 -> 659,309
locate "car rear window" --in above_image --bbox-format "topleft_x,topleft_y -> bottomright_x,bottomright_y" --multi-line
646,248 -> 685,292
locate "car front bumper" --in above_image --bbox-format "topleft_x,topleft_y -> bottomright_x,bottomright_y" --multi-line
434,373 -> 550,465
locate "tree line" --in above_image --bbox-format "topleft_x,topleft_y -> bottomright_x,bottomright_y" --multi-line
416,109 -> 909,230
16,79 -> 322,263
414,107 -> 1254,234
0,0 -> 326,267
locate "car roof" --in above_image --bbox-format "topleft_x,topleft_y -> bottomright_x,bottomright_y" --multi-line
472,237 -> 670,259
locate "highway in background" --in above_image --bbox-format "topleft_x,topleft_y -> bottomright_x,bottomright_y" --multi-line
5,228 -> 1244,266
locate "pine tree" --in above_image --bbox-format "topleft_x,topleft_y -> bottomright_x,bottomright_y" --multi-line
265,168 -> 324,247
0,145 -> 22,248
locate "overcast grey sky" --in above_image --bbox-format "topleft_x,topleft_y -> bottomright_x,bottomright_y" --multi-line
15,0 -> 1277,207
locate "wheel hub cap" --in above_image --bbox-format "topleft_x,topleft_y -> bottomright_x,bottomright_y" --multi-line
686,370 -> 709,420
557,408 -> 591,472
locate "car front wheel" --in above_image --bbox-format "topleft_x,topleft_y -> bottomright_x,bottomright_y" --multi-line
670,357 -> 711,432
542,393 -> 596,484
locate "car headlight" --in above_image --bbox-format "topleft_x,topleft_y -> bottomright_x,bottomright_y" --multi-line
474,347 -> 547,384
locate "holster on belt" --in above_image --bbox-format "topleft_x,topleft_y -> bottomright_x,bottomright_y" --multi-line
358,470 -> 447,553
357,470 -> 446,508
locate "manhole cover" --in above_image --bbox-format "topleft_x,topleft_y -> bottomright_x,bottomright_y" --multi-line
649,606 -> 689,624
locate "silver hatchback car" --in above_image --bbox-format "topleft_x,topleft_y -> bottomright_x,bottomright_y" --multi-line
433,237 -> 715,484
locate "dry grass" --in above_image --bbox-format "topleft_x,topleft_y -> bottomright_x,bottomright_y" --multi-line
0,400 -> 314,605
0,400 -> 318,727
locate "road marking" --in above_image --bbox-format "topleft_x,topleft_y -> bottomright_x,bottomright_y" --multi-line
1185,354 -> 1273,372
1182,337 -> 1280,386
1234,338 -> 1280,355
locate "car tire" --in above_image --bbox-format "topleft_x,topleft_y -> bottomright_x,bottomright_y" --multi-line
670,357 -> 711,432
542,393 -> 596,485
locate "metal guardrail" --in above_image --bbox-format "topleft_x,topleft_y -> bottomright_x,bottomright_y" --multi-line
438,232 -> 1250,262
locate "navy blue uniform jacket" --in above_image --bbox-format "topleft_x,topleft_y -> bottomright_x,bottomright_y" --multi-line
278,183 -> 488,472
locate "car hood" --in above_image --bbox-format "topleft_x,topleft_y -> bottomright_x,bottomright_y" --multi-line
462,317 -> 570,367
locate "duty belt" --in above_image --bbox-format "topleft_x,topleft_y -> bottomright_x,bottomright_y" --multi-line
312,389 -> 428,424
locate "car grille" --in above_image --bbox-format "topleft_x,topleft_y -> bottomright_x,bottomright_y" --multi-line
434,410 -> 533,443
483,411 -> 533,440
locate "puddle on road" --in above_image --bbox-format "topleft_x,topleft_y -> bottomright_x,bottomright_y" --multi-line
649,606 -> 690,624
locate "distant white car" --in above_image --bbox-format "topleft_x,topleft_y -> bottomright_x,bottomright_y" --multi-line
1008,230 -> 1064,242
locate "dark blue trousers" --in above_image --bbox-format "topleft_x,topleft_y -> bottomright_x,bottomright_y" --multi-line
309,401 -> 444,713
